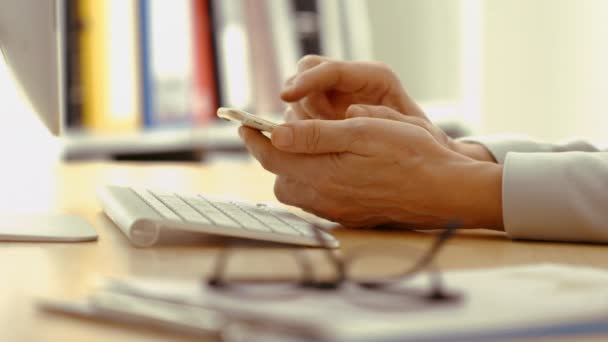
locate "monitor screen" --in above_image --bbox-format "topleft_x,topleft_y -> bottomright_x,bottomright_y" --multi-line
0,0 -> 63,135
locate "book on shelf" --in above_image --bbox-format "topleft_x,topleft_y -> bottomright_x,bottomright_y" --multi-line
293,0 -> 322,56
209,0 -> 253,112
243,0 -> 364,116
293,0 -> 371,61
66,0 -> 220,138
242,0 -> 283,116
139,0 -> 195,128
267,0 -> 301,83
191,0 -> 218,125
78,0 -> 141,134
208,0 -> 301,117
316,0 -> 349,59
64,0 -> 83,129
63,0 -> 370,157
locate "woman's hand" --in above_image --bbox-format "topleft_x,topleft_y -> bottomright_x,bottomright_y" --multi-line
281,56 -> 496,163
280,55 -> 425,121
345,104 -> 498,163
239,118 -> 504,230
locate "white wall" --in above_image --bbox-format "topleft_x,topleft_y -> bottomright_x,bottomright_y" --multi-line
482,0 -> 608,144
366,0 -> 608,144
366,0 -> 463,103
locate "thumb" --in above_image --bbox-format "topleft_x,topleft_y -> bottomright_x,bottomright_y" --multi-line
271,119 -> 370,154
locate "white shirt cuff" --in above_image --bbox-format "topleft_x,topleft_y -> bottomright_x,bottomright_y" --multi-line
457,135 -> 554,164
502,152 -> 608,243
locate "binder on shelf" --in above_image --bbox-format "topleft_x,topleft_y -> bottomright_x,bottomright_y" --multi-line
62,0 -> 246,158
267,0 -> 301,83
79,0 -> 141,133
317,0 -> 349,60
292,0 -> 322,56
295,0 -> 371,61
243,0 -> 300,116
191,0 -> 218,125
210,0 -> 253,111
243,0 -> 283,116
139,0 -> 195,128
64,0 -> 83,130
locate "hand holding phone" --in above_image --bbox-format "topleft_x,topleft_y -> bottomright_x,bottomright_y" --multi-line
217,107 -> 279,133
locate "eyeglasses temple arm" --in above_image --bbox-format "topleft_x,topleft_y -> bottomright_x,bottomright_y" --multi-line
311,226 -> 347,285
207,248 -> 233,286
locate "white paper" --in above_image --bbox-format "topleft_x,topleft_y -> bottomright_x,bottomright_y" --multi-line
100,264 -> 608,341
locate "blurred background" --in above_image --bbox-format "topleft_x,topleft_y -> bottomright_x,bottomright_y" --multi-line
1,0 -> 608,162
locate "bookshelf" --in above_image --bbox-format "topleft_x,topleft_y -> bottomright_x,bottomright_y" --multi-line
61,0 -> 362,160
60,0 -> 475,161
61,123 -> 242,160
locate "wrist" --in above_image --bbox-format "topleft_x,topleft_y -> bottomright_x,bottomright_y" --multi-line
443,160 -> 504,230
453,141 -> 497,163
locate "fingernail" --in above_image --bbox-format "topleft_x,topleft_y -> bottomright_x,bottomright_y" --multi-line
281,79 -> 299,97
272,126 -> 294,148
280,87 -> 294,99
348,105 -> 365,117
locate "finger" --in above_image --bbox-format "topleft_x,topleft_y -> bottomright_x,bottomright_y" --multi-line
285,104 -> 309,121
284,77 -> 321,120
345,104 -> 432,131
280,55 -> 326,94
285,56 -> 335,119
284,75 -> 296,88
239,126 -> 327,180
280,61 -> 387,102
270,118 -> 376,155
286,100 -> 335,121
284,107 -> 300,122
296,54 -> 329,73
345,104 -> 428,124
299,91 -> 335,119
273,176 -> 318,208
345,104 -> 403,121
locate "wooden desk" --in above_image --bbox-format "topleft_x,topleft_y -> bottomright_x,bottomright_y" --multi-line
1,160 -> 606,342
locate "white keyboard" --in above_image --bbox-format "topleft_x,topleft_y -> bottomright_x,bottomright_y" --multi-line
98,186 -> 339,248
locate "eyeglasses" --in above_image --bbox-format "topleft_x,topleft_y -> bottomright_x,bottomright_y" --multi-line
206,222 -> 463,311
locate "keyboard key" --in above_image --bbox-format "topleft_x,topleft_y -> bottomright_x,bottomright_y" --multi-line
213,202 -> 243,214
178,209 -> 212,224
133,188 -> 181,221
155,196 -> 207,223
203,211 -> 239,228
281,218 -> 316,236
180,195 -> 207,206
189,199 -> 220,215
237,217 -> 272,232
185,199 -> 238,227
251,210 -> 301,236
157,196 -> 189,208
150,190 -> 177,197
212,202 -> 265,229
227,216 -> 270,232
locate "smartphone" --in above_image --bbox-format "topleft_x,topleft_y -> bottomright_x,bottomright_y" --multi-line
217,107 -> 279,133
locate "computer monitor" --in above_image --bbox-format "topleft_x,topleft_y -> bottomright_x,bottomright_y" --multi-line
0,1 -> 98,242
0,0 -> 63,135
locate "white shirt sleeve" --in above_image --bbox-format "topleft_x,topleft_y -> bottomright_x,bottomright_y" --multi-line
459,135 -> 608,243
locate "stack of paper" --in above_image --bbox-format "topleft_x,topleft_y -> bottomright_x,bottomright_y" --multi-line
39,264 -> 608,341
